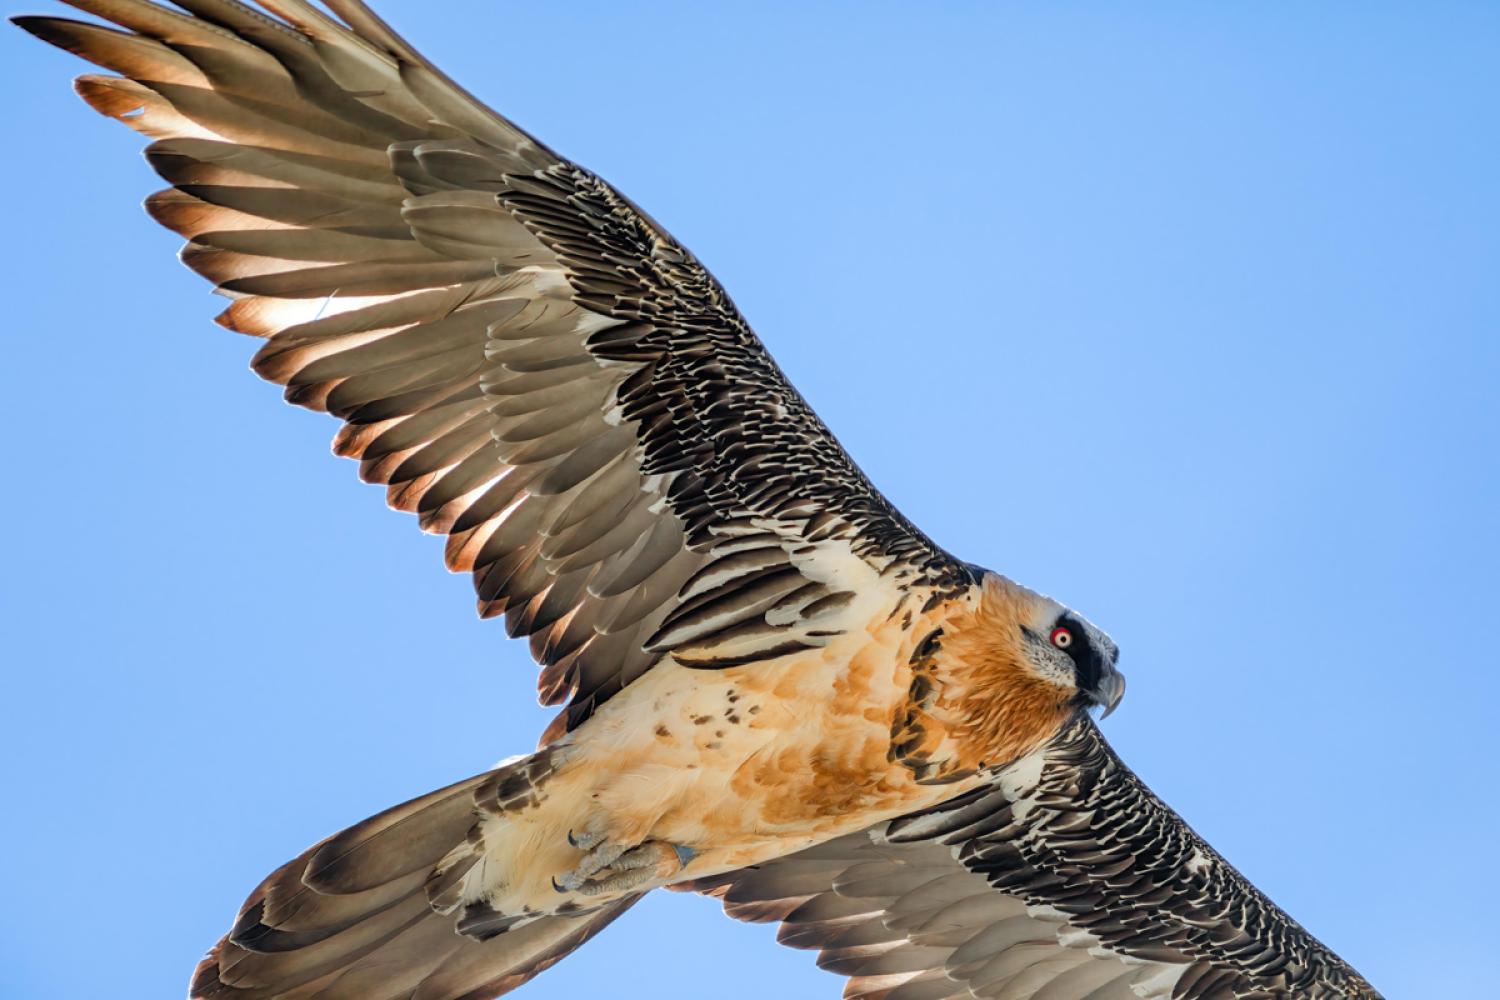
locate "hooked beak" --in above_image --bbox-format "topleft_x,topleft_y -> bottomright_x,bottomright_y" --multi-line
1092,668 -> 1126,719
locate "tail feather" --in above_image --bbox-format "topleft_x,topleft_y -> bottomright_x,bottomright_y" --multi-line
304,773 -> 490,895
191,756 -> 640,1000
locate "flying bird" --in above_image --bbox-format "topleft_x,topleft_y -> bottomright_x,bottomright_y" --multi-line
15,2 -> 1381,998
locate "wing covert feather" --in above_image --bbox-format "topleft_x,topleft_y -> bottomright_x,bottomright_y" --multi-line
688,716 -> 1381,1000
16,0 -> 970,734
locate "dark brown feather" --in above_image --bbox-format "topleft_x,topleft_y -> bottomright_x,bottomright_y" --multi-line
687,716 -> 1382,1000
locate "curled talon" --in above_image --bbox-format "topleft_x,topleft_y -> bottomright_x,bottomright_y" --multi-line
567,829 -> 606,851
554,839 -> 692,898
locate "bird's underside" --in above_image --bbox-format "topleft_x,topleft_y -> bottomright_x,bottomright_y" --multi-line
15,1 -> 1379,998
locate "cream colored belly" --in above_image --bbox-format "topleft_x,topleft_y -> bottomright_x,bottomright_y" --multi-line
486,604 -> 968,913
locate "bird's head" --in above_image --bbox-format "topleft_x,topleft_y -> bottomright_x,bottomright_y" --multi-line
973,574 -> 1126,720
921,574 -> 1128,774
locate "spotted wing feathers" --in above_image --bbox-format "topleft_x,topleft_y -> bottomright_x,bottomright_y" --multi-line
688,716 -> 1380,1000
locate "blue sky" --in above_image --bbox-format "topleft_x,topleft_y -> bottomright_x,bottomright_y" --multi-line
2,2 -> 1496,997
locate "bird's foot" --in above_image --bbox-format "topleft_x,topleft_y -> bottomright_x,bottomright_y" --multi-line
554,837 -> 695,896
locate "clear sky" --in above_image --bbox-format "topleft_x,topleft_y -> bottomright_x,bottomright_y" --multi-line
2,2 -> 1496,998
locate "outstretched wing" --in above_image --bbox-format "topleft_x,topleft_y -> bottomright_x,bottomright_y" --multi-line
16,0 -> 971,737
686,715 -> 1380,1000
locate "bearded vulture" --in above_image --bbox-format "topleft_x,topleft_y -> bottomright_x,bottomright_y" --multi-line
14,2 -> 1380,998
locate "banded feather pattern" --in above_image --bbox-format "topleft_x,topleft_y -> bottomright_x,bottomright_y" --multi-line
15,0 -> 970,740
688,715 -> 1379,1000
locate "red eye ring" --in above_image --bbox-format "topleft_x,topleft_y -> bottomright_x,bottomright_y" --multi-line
1050,627 -> 1074,649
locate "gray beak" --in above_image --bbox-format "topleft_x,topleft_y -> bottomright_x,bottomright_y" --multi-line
1094,669 -> 1127,719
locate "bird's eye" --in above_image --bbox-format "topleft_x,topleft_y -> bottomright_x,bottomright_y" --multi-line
1050,627 -> 1074,649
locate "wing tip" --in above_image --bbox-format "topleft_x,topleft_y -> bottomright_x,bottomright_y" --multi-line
10,14 -> 70,45
187,937 -> 229,999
